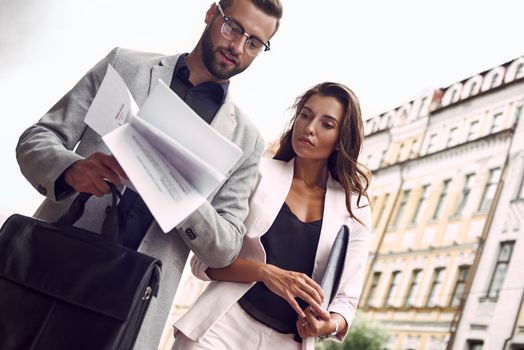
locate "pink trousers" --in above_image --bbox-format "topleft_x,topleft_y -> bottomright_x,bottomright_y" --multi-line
173,303 -> 301,350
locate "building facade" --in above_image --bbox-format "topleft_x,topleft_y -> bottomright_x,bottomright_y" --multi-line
448,59 -> 524,350
360,55 -> 524,350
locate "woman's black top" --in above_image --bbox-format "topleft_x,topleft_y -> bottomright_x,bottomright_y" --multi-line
238,202 -> 322,337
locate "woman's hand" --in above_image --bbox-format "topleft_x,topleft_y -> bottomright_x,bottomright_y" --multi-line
295,307 -> 336,338
259,264 -> 324,318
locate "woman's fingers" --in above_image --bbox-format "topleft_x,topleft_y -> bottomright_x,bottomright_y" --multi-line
291,273 -> 323,305
296,319 -> 305,338
294,289 -> 322,314
304,276 -> 325,302
286,293 -> 306,318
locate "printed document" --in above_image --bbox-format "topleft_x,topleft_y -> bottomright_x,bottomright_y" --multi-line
85,64 -> 243,232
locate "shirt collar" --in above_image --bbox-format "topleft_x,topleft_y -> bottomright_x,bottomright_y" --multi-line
174,54 -> 230,103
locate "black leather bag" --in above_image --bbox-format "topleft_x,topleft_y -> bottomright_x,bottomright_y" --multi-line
0,184 -> 162,350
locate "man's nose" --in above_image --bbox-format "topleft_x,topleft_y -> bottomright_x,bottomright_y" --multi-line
228,35 -> 247,56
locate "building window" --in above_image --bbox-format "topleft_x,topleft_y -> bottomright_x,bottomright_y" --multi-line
384,271 -> 401,307
398,142 -> 405,162
447,127 -> 459,147
366,271 -> 381,306
450,89 -> 458,103
404,335 -> 420,350
374,193 -> 390,227
467,120 -> 480,141
417,96 -> 428,118
410,139 -> 419,158
427,133 -> 438,153
487,241 -> 515,299
490,112 -> 504,133
454,173 -> 475,216
490,73 -> 500,89
426,267 -> 445,306
467,340 -> 484,350
392,189 -> 410,227
469,82 -> 478,96
478,168 -> 501,212
404,269 -> 422,307
412,185 -> 429,224
515,105 -> 523,125
518,172 -> 524,200
380,149 -> 387,166
433,179 -> 451,219
449,265 -> 470,306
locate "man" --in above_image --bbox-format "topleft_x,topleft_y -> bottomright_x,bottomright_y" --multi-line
16,0 -> 283,348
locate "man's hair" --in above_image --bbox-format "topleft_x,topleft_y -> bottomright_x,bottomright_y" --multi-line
219,0 -> 283,35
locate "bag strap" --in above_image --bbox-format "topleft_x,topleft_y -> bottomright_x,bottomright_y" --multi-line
55,182 -> 125,243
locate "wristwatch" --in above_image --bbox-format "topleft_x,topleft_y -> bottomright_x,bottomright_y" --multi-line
319,319 -> 339,339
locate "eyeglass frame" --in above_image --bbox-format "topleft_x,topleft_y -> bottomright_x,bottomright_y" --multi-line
216,3 -> 271,56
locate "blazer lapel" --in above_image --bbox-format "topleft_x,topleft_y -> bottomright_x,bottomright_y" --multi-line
311,176 -> 348,283
245,158 -> 294,239
149,54 -> 181,96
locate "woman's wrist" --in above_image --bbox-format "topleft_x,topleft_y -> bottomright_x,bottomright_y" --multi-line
319,315 -> 339,339
255,262 -> 270,283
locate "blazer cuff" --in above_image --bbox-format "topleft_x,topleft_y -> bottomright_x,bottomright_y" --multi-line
327,305 -> 353,342
190,255 -> 213,282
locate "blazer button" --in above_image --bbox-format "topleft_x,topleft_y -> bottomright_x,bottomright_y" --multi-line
105,206 -> 111,214
185,228 -> 197,240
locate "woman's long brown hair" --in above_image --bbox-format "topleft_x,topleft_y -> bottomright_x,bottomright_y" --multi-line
273,82 -> 371,225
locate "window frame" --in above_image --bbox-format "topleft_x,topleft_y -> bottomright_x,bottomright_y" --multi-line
392,189 -> 411,228
404,269 -> 422,307
478,168 -> 501,212
411,185 -> 430,224
365,271 -> 382,306
384,270 -> 401,307
449,265 -> 470,307
426,267 -> 445,307
454,173 -> 475,217
432,179 -> 451,219
486,241 -> 515,299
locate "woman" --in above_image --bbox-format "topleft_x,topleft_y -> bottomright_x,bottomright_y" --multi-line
173,82 -> 371,349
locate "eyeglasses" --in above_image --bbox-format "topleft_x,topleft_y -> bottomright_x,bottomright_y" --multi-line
216,3 -> 270,57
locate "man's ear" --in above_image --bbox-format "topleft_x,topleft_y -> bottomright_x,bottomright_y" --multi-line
205,3 -> 218,25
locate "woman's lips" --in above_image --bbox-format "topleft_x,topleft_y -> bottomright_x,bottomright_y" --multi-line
298,137 -> 314,147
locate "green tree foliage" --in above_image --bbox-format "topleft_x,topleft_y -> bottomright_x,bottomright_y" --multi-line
316,311 -> 389,350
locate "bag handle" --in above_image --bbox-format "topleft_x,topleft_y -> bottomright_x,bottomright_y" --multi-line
55,182 -> 125,243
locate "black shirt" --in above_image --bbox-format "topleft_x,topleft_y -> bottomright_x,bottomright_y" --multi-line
169,54 -> 229,125
238,202 -> 322,338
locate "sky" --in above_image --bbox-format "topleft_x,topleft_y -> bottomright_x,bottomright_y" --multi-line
1,0 -> 523,217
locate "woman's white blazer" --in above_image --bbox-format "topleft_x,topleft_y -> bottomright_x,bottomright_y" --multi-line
173,158 -> 371,345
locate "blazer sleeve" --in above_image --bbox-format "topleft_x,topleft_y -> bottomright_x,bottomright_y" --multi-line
174,134 -> 265,269
16,48 -> 122,201
327,197 -> 372,342
190,254 -> 213,282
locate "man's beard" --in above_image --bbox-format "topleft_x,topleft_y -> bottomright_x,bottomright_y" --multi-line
201,26 -> 248,80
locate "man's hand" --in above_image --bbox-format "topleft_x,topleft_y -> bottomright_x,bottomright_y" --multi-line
260,264 -> 325,318
64,152 -> 127,196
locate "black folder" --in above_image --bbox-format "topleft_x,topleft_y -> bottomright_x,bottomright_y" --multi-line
320,224 -> 350,307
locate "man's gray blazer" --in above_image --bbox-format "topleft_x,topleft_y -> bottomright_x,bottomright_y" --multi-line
16,47 -> 264,349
